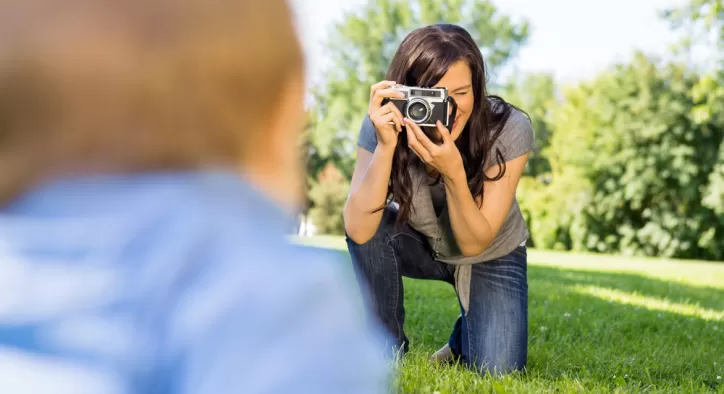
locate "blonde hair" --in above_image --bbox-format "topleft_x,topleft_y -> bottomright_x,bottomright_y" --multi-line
0,0 -> 303,204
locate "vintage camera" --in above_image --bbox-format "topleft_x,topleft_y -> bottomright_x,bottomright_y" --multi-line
382,84 -> 457,129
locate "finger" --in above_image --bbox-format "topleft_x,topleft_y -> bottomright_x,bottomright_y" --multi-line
373,103 -> 404,132
382,102 -> 404,122
374,112 -> 402,132
404,118 -> 438,152
382,102 -> 404,132
371,88 -> 406,110
406,127 -> 432,163
370,80 -> 396,96
369,81 -> 399,111
373,101 -> 403,120
436,120 -> 452,144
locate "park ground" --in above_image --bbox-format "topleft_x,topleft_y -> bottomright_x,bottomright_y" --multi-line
293,235 -> 724,393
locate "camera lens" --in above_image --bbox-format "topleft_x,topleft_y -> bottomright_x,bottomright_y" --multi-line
408,101 -> 428,122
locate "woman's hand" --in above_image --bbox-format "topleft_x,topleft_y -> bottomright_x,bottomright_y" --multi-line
405,119 -> 464,180
368,80 -> 405,150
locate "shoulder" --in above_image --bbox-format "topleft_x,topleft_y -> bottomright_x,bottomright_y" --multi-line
501,107 -> 534,141
485,102 -> 535,166
496,105 -> 535,151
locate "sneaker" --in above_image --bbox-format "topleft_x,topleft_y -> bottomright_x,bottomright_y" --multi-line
429,343 -> 455,363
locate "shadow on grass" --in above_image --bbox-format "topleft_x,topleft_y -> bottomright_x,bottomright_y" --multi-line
296,245 -> 723,392
528,266 -> 722,386
401,265 -> 724,392
530,265 -> 724,311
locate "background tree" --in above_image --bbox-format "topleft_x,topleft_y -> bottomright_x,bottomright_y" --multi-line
502,72 -> 558,178
308,163 -> 350,235
665,0 -> 724,222
533,53 -> 724,259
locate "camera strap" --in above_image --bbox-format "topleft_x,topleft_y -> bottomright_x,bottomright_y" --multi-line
444,95 -> 458,130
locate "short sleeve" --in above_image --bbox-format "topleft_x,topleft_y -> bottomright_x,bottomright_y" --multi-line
357,115 -> 378,153
485,109 -> 536,170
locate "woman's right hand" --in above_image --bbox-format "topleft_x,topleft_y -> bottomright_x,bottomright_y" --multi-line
368,80 -> 405,149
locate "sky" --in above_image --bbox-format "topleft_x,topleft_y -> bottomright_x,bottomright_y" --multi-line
289,0 -> 691,88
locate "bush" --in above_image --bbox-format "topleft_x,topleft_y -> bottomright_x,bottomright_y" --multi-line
525,53 -> 724,260
307,163 -> 350,235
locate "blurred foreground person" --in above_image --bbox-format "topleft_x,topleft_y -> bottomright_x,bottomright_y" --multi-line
0,1 -> 390,393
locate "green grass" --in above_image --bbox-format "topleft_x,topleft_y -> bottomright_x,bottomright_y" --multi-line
292,235 -> 724,393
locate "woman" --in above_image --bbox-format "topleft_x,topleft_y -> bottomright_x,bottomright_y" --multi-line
344,23 -> 535,376
0,0 -> 389,392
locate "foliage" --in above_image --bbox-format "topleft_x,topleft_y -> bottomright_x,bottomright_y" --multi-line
307,163 -> 350,235
665,0 -> 724,225
502,72 -> 558,178
531,53 -> 724,260
664,0 -> 724,54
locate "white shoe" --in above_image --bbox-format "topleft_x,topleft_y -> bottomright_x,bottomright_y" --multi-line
429,343 -> 455,363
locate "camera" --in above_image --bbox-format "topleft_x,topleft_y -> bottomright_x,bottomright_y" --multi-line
382,84 -> 457,129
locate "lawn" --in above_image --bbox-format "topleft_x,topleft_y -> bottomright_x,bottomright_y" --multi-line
292,235 -> 724,393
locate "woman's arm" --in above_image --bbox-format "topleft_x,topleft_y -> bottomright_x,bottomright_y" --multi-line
343,145 -> 396,244
404,115 -> 533,256
442,154 -> 528,256
344,81 -> 406,244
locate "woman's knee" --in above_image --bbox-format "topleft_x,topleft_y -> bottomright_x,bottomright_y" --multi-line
466,335 -> 527,377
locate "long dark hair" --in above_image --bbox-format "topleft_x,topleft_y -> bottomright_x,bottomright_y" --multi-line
385,24 -> 516,224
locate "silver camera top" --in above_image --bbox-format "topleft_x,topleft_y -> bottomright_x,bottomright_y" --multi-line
387,84 -> 451,126
389,84 -> 449,100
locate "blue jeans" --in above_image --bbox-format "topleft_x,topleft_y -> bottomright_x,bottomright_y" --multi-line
346,207 -> 528,376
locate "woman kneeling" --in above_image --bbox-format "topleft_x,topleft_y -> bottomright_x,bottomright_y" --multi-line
343,23 -> 535,376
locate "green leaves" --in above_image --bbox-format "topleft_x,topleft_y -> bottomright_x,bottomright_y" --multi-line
525,53 -> 724,260
502,72 -> 557,177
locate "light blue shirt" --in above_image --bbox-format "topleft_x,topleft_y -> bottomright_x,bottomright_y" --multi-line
0,170 -> 390,393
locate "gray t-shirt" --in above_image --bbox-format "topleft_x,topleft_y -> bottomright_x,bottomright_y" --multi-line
356,107 -> 535,264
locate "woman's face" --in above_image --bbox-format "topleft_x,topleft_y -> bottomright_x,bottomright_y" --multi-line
432,60 -> 474,141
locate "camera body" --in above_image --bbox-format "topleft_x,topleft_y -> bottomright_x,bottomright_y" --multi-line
382,84 -> 455,129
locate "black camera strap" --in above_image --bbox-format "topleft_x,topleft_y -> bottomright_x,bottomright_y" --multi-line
444,95 -> 458,130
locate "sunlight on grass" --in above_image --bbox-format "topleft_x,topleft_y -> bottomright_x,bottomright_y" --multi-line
291,235 -> 724,392
571,285 -> 724,321
290,235 -> 724,289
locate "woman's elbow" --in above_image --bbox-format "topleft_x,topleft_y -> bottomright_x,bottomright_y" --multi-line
460,248 -> 483,257
343,221 -> 374,245
342,207 -> 373,245
346,230 -> 373,245
459,243 -> 487,257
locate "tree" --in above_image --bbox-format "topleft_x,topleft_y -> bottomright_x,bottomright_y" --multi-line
664,0 -> 724,222
537,53 -> 724,260
308,163 -> 350,235
307,0 -> 531,180
500,72 -> 560,248
502,72 -> 558,178
664,0 -> 724,54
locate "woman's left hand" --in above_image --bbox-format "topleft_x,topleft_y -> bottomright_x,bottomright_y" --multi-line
404,118 -> 464,179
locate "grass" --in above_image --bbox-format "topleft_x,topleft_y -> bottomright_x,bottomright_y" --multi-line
292,235 -> 724,393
